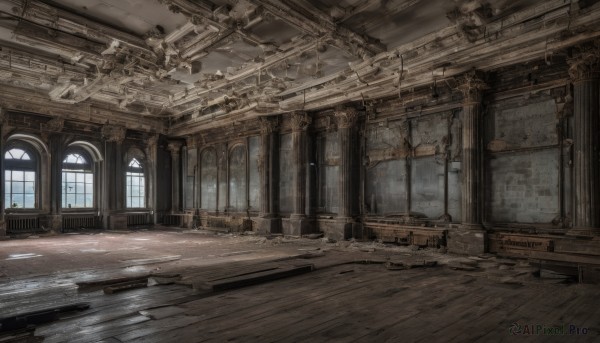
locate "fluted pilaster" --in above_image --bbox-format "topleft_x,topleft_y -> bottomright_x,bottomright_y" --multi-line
457,70 -> 487,227
334,106 -> 359,219
568,43 -> 600,235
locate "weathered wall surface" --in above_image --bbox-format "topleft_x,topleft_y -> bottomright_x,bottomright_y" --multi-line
316,131 -> 339,214
184,147 -> 196,209
485,95 -> 561,224
200,148 -> 217,211
363,110 -> 460,220
228,145 -> 247,212
248,136 -> 260,211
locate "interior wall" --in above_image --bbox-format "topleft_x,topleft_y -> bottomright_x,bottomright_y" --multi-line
363,111 -> 460,220
248,136 -> 260,211
484,94 -> 562,224
316,131 -> 339,214
200,148 -> 217,211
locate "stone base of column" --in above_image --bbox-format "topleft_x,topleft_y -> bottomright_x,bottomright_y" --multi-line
41,215 -> 62,233
567,226 -> 600,237
285,214 -> 312,236
256,216 -> 281,235
323,218 -> 359,241
447,225 -> 486,255
108,214 -> 128,230
0,220 -> 6,239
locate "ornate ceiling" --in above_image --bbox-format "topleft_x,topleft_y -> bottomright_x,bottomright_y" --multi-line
0,0 -> 599,135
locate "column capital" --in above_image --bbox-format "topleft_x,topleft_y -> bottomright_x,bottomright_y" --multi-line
258,116 -> 279,135
333,105 -> 359,129
568,42 -> 600,83
290,111 -> 311,132
167,141 -> 183,155
457,70 -> 487,104
101,124 -> 126,143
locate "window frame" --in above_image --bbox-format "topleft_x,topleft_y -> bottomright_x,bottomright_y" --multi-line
4,145 -> 39,211
125,157 -> 146,209
61,150 -> 95,210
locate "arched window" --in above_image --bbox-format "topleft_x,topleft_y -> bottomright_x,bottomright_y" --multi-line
126,158 -> 145,208
62,152 -> 94,208
4,148 -> 37,209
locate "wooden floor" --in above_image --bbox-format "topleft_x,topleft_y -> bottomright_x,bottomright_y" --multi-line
0,230 -> 598,342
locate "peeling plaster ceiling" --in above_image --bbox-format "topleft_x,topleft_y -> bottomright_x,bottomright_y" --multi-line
0,0 -> 597,134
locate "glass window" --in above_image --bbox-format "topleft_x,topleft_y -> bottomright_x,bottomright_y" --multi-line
126,158 -> 145,208
62,153 -> 94,208
4,148 -> 37,209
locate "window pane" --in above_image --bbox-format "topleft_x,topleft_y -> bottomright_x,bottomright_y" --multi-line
25,172 -> 35,181
132,176 -> 139,186
5,170 -> 10,180
85,174 -> 93,183
66,194 -> 75,207
12,181 -> 23,193
85,194 -> 93,206
66,182 -> 75,193
75,182 -> 84,194
13,172 -> 24,181
131,197 -> 139,208
75,195 -> 85,207
5,194 -> 10,208
24,182 -> 35,193
85,183 -> 93,194
67,173 -> 75,182
5,181 -> 10,193
24,194 -> 35,208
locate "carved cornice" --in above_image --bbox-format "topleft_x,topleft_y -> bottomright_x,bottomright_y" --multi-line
101,124 -> 127,143
333,106 -> 359,129
40,117 -> 64,132
290,111 -> 311,132
568,42 -> 600,83
456,70 -> 487,104
258,116 -> 279,135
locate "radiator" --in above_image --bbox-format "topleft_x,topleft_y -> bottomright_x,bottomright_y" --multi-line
127,213 -> 152,227
62,215 -> 100,230
6,215 -> 40,234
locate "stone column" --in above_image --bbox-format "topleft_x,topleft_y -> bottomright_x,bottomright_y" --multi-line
101,124 -> 126,229
448,70 -> 487,255
145,135 -> 159,224
329,106 -> 359,240
48,133 -> 64,230
287,111 -> 311,236
168,141 -> 183,213
257,116 -> 281,234
567,45 -> 600,236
